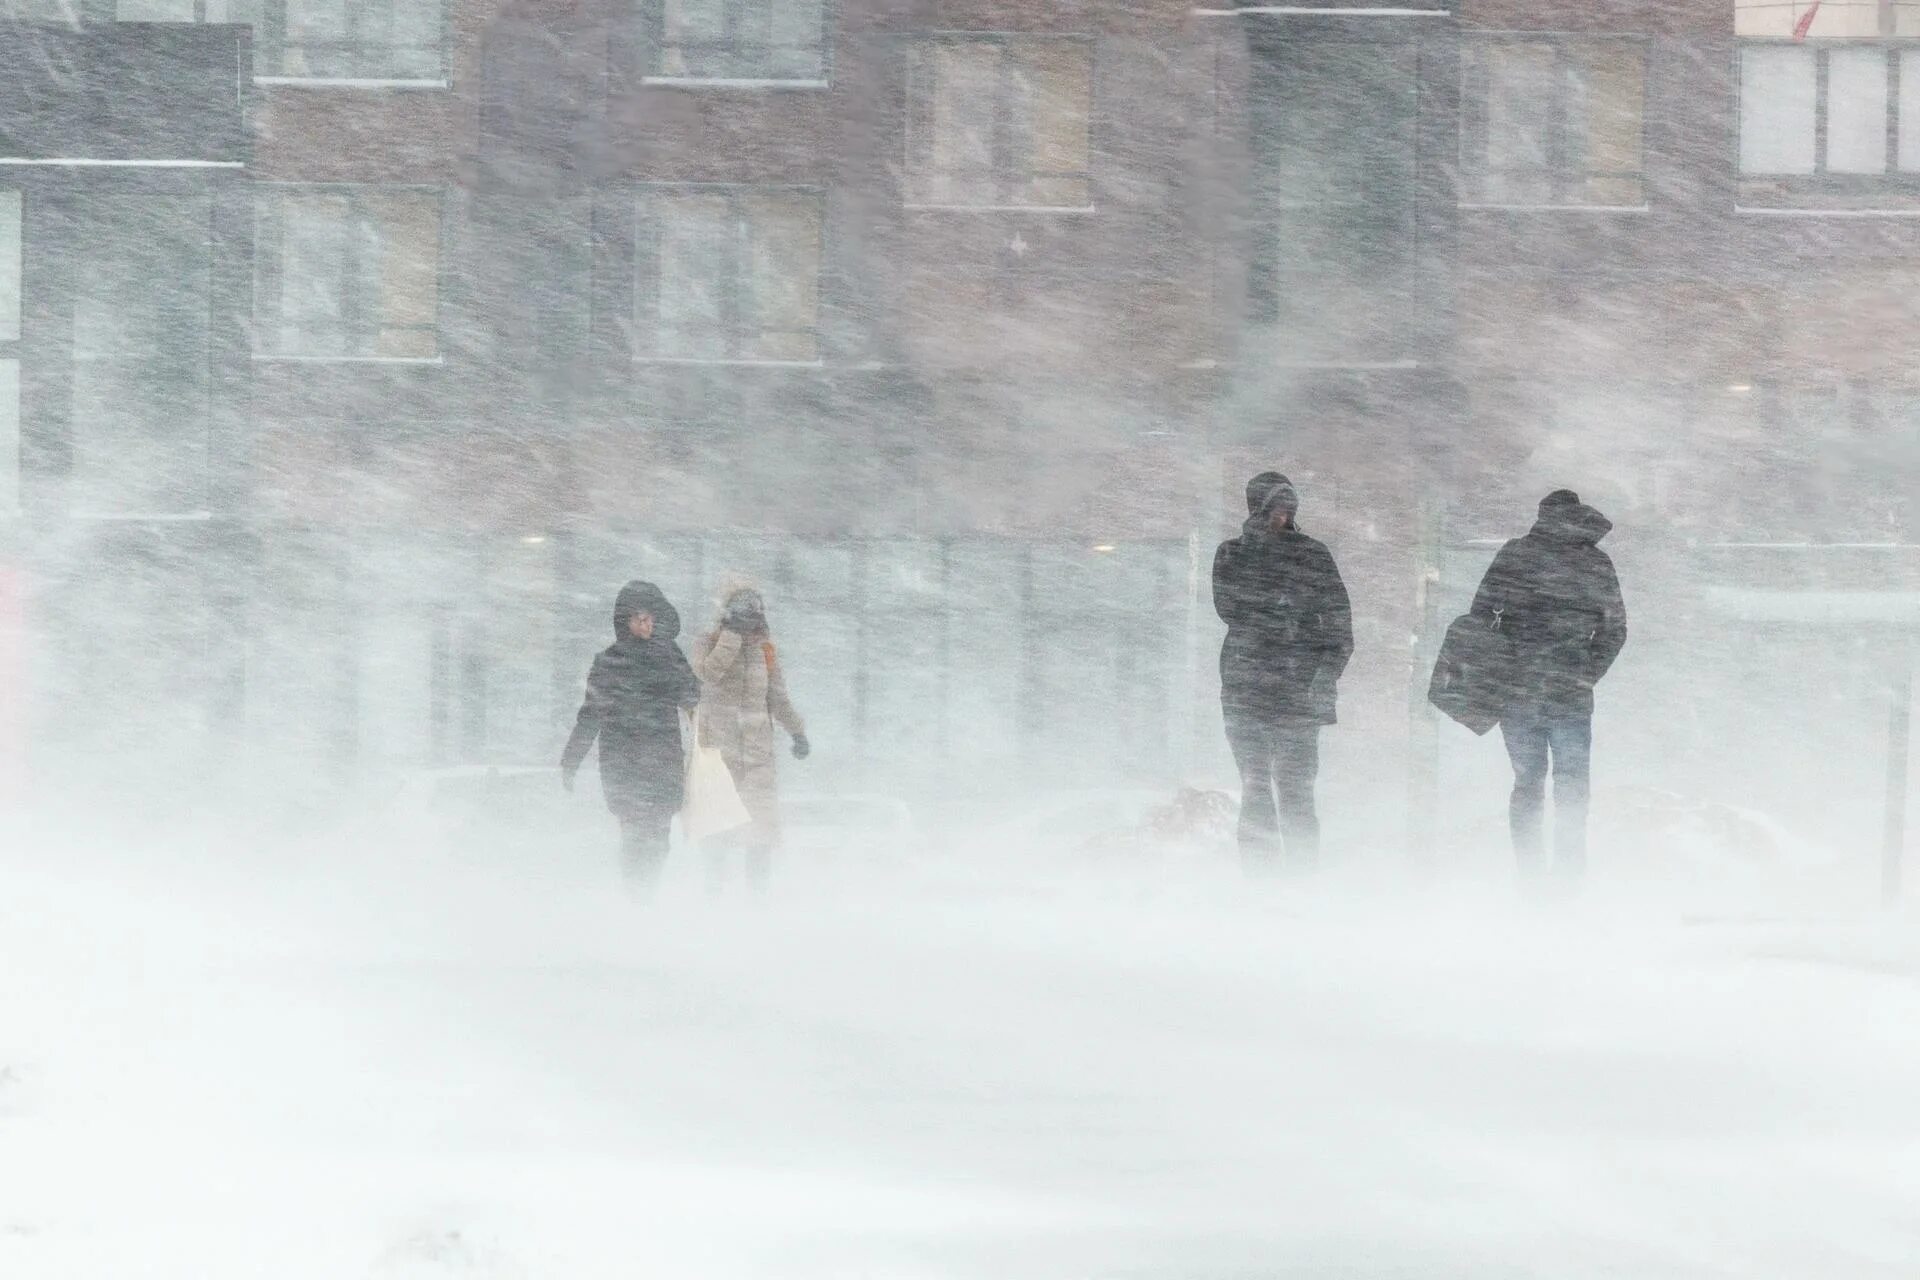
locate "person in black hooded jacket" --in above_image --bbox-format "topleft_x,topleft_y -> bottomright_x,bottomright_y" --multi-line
561,580 -> 701,891
1470,490 -> 1627,878
1213,472 -> 1353,870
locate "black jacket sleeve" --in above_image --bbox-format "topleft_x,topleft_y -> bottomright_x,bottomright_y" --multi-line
1470,541 -> 1523,623
1211,540 -> 1245,628
671,645 -> 701,711
1317,544 -> 1354,681
1590,554 -> 1628,682
560,654 -> 609,778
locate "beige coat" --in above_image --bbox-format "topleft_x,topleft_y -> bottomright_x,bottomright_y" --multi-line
693,627 -> 805,843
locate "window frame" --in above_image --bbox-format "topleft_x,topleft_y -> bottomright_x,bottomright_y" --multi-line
31,0 -> 449,84
1737,38 -> 1920,191
0,188 -> 20,348
640,0 -> 833,87
251,181 -> 446,363
902,32 -> 1096,212
247,0 -> 448,86
630,182 -> 828,367
1459,33 -> 1650,210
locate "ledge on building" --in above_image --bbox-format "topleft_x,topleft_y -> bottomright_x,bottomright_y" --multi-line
251,354 -> 446,366
1193,5 -> 1451,16
1458,202 -> 1651,214
903,203 -> 1097,215
1735,205 -> 1920,218
640,76 -> 830,91
254,77 -> 451,90
633,356 -> 826,369
0,157 -> 244,168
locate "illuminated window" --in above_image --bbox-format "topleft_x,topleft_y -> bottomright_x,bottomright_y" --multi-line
905,37 -> 1093,209
254,186 -> 441,359
648,0 -> 827,81
634,187 -> 823,363
1462,39 -> 1647,206
229,0 -> 445,80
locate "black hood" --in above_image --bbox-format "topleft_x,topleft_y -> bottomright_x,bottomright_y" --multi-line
1242,471 -> 1299,537
612,580 -> 681,641
1530,490 -> 1613,546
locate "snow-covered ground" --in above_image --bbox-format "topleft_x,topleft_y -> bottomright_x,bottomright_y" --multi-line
4,811 -> 1920,1279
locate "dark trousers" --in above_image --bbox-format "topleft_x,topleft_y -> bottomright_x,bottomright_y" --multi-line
1501,714 -> 1592,876
618,803 -> 675,894
1224,707 -> 1322,871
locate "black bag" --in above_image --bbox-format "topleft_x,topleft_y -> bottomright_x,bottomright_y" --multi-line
1427,612 -> 1515,736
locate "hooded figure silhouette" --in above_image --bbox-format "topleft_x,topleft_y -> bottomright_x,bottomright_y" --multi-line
561,579 -> 701,891
1470,490 -> 1628,881
1211,472 -> 1353,872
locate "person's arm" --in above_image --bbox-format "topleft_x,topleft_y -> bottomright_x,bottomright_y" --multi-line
560,655 -> 608,788
766,645 -> 808,754
671,646 -> 702,710
1470,542 -> 1520,623
694,627 -> 743,684
1212,541 -> 1245,627
1590,555 -> 1628,682
1317,546 -> 1354,682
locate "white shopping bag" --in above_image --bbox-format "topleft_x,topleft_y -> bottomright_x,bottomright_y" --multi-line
681,714 -> 751,841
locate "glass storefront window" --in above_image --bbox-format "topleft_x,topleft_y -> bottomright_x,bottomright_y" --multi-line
0,190 -> 18,343
0,360 -> 16,514
70,192 -> 211,515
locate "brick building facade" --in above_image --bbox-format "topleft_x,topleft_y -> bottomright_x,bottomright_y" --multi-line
1,0 -> 1913,847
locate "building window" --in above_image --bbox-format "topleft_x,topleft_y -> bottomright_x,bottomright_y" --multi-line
254,186 -> 441,359
0,0 -> 79,18
0,190 -> 19,344
0,358 -> 15,514
904,36 -> 1093,209
1252,40 -> 1419,363
110,0 -> 239,20
1735,1 -> 1920,40
70,193 -> 213,515
634,187 -> 823,363
1,190 -> 15,512
229,0 -> 445,81
1739,42 -> 1920,176
1460,39 -> 1647,207
647,0 -> 828,82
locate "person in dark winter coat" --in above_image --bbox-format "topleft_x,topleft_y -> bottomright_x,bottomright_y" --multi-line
561,580 -> 701,891
1470,490 -> 1628,878
1213,472 -> 1354,870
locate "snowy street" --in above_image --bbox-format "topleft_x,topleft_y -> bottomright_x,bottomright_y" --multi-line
5,826 -> 1919,1279
7,0 -> 1920,1275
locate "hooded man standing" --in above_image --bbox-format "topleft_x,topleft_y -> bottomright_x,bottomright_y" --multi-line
562,580 -> 702,892
1213,472 -> 1354,871
1470,490 -> 1627,879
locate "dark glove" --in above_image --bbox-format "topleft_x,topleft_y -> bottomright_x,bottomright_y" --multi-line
791,733 -> 811,761
724,591 -> 766,633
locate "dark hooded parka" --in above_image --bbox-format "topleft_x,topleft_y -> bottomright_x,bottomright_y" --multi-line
1470,490 -> 1628,721
1213,473 -> 1355,726
561,581 -> 701,818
